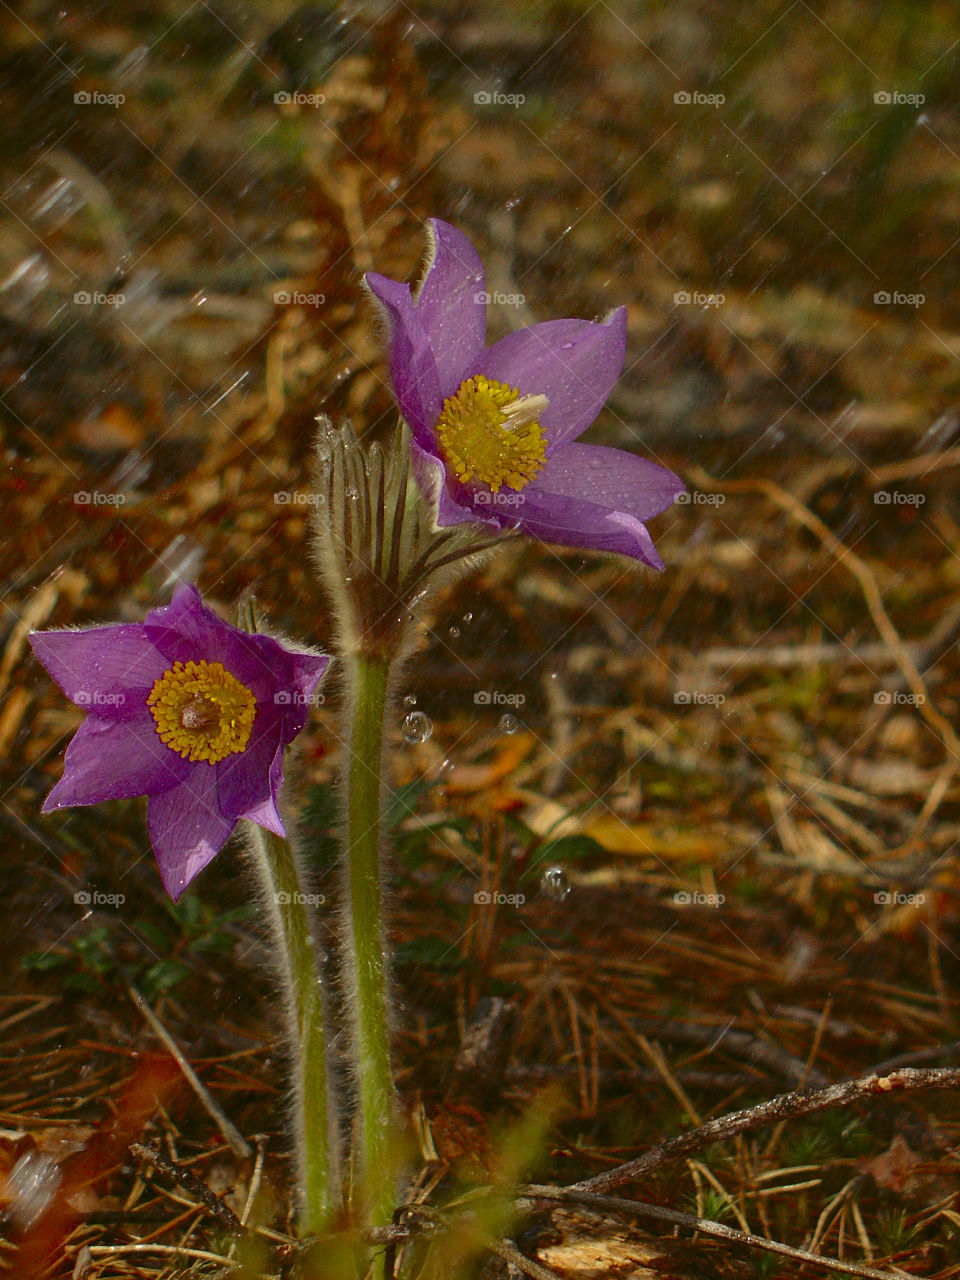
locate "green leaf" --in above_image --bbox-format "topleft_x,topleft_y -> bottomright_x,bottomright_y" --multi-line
521,833 -> 607,880
22,950 -> 69,972
140,959 -> 192,998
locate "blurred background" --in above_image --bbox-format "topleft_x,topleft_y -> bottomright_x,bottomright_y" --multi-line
3,2 -> 960,1275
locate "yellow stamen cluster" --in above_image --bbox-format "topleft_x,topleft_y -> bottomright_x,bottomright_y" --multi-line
434,375 -> 547,493
147,660 -> 256,764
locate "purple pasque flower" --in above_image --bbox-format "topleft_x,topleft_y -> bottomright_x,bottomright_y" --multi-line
364,219 -> 685,569
29,582 -> 329,901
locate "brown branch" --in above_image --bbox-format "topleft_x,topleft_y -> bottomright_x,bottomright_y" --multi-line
570,1066 -> 960,1195
521,1186 -> 911,1280
130,1143 -> 245,1235
491,1237 -> 565,1280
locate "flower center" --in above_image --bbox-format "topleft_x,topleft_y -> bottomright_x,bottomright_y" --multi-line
434,375 -> 548,493
147,660 -> 257,764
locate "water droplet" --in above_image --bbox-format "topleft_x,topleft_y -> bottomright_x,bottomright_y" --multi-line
32,177 -> 83,225
462,611 -> 473,625
541,866 -> 571,901
402,711 -> 432,744
560,341 -> 575,349
448,625 -> 460,639
403,694 -> 417,707
498,712 -> 519,735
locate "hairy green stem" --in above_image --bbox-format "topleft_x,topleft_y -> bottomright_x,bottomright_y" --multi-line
342,650 -> 397,1231
245,823 -> 335,1235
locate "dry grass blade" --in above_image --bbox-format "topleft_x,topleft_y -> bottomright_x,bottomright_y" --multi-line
128,987 -> 251,1160
521,1186 -> 913,1279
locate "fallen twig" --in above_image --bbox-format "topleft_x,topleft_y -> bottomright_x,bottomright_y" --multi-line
570,1066 -> 960,1195
521,1185 -> 911,1279
130,1142 -> 244,1235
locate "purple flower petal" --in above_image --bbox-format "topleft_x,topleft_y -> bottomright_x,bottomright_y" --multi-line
363,272 -> 442,449
226,740 -> 287,839
142,584 -> 293,705
413,219 -> 487,399
408,437 -> 499,531
501,441 -> 684,568
217,704 -> 284,831
147,767 -> 236,901
479,308 -> 628,450
29,625 -> 166,713
42,713 -> 189,812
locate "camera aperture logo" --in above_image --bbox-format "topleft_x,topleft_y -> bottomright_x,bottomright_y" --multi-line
475,490 -> 525,507
75,690 -> 126,707
874,290 -> 924,308
74,491 -> 125,507
474,90 -> 525,107
676,490 -> 725,506
674,690 -> 725,706
674,289 -> 725,308
74,291 -> 125,308
474,690 -> 525,707
474,890 -> 525,906
674,90 -> 725,107
874,690 -> 924,706
873,489 -> 924,506
74,90 -> 125,107
874,890 -> 925,906
274,490 -> 325,506
874,90 -> 925,106
674,890 -> 725,906
473,290 -> 525,307
275,891 -> 326,906
274,290 -> 325,307
274,690 -> 325,707
75,888 -> 125,907
274,90 -> 325,108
